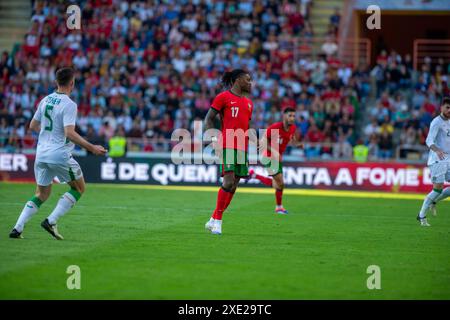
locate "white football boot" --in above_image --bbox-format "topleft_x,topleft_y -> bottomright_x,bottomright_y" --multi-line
205,218 -> 215,231
211,220 -> 222,235
417,215 -> 431,227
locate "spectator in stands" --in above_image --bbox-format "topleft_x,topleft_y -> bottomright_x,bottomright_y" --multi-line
296,115 -> 309,137
399,126 -> 419,147
329,7 -> 341,36
321,36 -> 338,58
333,134 -> 353,159
378,130 -> 393,159
109,126 -> 127,158
353,139 -> 369,163
22,128 -> 36,149
398,64 -> 412,89
367,134 -> 379,161
386,61 -> 402,93
99,120 -> 115,142
363,118 -> 380,140
320,136 -> 333,159
305,123 -> 325,158
85,124 -> 105,153
159,112 -> 175,140
174,103 -> 192,130
0,117 -> 9,147
128,119 -> 144,141
6,128 -> 21,153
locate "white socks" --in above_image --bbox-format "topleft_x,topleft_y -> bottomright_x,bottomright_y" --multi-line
419,189 -> 442,218
47,192 -> 77,225
14,199 -> 41,233
13,189 -> 81,233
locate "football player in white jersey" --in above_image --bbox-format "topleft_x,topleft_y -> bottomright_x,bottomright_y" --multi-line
417,97 -> 450,226
9,67 -> 107,239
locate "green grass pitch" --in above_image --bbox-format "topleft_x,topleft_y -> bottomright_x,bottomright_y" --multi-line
0,182 -> 449,299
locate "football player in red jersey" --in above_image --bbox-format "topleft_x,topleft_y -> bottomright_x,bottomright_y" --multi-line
249,107 -> 302,214
204,69 -> 254,235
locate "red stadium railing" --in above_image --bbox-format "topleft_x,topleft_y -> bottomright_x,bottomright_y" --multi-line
413,39 -> 450,70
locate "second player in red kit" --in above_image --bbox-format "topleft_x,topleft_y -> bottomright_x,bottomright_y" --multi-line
249,107 -> 302,214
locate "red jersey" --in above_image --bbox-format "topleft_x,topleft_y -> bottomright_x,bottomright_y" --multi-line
211,90 -> 253,151
264,122 -> 298,158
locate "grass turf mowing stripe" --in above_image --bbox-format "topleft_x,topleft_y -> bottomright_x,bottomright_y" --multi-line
3,181 -> 448,201
92,183 -> 449,201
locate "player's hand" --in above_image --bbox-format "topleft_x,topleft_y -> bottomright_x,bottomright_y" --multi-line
213,142 -> 223,159
210,137 -> 222,158
436,149 -> 447,161
91,145 -> 108,156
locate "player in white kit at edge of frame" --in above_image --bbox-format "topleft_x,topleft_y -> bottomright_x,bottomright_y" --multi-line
9,67 -> 107,240
417,97 -> 450,226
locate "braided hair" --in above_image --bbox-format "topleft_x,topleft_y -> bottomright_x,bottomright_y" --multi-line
221,69 -> 248,88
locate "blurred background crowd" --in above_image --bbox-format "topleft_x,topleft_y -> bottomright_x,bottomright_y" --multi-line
0,0 -> 448,161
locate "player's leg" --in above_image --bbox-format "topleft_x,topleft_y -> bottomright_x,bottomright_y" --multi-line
224,176 -> 240,211
418,184 -> 442,226
41,159 -> 84,239
429,169 -> 450,216
223,150 -> 249,211
249,169 -> 273,187
418,163 -> 446,226
249,157 -> 274,187
433,187 -> 450,203
207,172 -> 234,235
10,185 -> 52,238
207,149 -> 242,234
10,162 -> 53,238
272,173 -> 288,214
43,176 -> 85,232
206,148 -> 232,233
211,162 -> 245,233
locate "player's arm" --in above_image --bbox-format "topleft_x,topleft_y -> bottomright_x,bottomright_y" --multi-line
64,125 -> 107,156
429,144 -> 446,160
29,119 -> 41,132
259,133 -> 274,156
426,121 -> 446,160
291,132 -> 304,148
30,101 -> 43,132
248,117 -> 259,151
204,108 -> 219,132
63,103 -> 106,155
263,127 -> 281,159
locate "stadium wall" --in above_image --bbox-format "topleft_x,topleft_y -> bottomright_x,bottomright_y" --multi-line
0,153 -> 446,193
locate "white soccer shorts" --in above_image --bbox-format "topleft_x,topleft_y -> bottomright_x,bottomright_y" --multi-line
34,157 -> 83,186
429,161 -> 450,184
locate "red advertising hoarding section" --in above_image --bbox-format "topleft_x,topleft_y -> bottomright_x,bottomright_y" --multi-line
0,153 -> 35,183
277,161 -> 435,193
0,153 -> 446,193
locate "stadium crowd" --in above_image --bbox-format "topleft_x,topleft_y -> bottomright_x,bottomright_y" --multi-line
0,0 -> 448,161
364,52 -> 449,160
